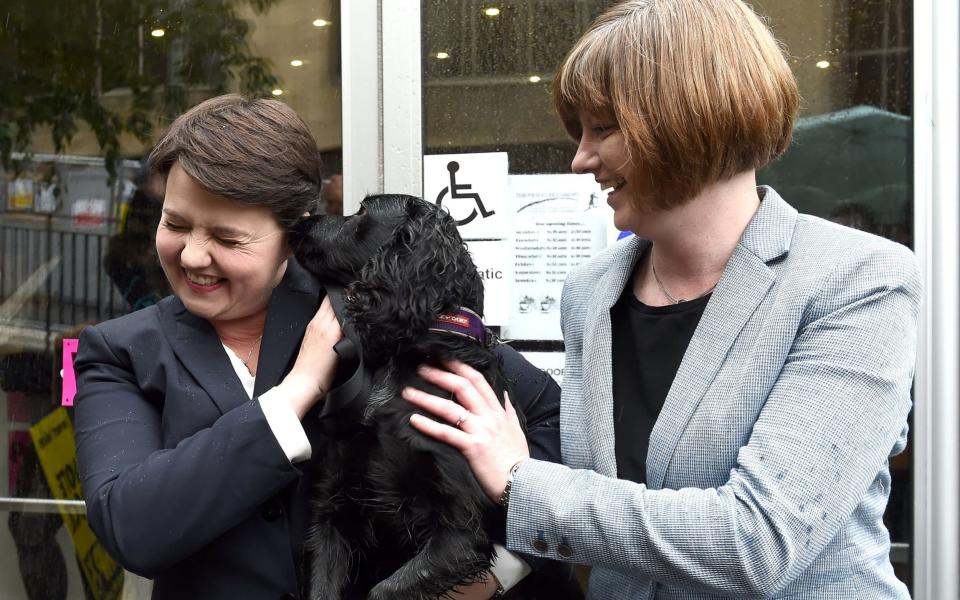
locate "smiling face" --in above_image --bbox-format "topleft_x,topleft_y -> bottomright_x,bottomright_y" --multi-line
155,162 -> 290,328
570,109 -> 647,233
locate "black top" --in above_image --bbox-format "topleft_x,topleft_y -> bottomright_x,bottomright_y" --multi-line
610,278 -> 710,485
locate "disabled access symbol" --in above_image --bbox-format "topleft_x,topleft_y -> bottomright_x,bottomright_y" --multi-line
435,161 -> 496,226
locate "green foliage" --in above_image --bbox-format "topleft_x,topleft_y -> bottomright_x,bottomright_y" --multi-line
0,0 -> 281,181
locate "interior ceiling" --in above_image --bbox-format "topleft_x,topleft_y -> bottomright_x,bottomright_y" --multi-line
24,0 -> 907,159
244,0 -> 343,151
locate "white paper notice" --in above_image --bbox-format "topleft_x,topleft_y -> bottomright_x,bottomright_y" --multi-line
504,174 -> 612,341
466,240 -> 511,327
35,183 -> 57,213
71,198 -> 108,228
425,152 -> 512,327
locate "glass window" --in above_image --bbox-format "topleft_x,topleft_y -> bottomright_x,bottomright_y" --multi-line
423,0 -> 914,591
0,1 -> 342,597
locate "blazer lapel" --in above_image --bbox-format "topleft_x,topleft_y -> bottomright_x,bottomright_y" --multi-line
646,188 -> 797,489
159,298 -> 250,416
253,259 -> 323,397
582,236 -> 648,476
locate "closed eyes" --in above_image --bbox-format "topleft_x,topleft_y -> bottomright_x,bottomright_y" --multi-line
162,221 -> 244,247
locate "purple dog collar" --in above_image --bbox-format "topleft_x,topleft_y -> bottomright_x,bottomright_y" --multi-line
428,307 -> 489,346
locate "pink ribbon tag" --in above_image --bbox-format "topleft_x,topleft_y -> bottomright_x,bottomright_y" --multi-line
62,339 -> 79,406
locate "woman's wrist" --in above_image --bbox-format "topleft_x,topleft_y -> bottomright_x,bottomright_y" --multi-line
278,372 -> 328,419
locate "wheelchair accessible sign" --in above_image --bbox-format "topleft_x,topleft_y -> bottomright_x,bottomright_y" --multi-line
424,152 -> 508,240
424,152 -> 510,326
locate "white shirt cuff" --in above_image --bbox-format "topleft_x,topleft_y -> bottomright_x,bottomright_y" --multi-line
259,386 -> 312,463
491,543 -> 531,592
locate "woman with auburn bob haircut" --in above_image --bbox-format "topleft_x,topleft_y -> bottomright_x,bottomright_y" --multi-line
403,0 -> 921,598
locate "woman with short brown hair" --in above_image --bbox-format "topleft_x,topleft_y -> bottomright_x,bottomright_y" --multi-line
406,1 -> 920,597
74,94 -> 564,599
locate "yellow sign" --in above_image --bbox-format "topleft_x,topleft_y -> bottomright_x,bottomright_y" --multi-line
7,179 -> 34,210
31,408 -> 123,599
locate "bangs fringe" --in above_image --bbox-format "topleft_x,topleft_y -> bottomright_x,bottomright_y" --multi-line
553,29 -> 618,138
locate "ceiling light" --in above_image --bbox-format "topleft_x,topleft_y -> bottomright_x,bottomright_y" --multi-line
312,18 -> 330,27
271,89 -> 283,96
528,75 -> 542,83
435,52 -> 450,60
482,7 -> 501,17
816,60 -> 831,69
290,59 -> 304,67
151,28 -> 165,38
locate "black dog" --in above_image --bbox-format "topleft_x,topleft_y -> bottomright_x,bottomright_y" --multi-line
291,194 -> 515,600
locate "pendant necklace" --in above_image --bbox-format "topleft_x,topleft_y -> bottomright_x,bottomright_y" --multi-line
240,335 -> 263,372
651,262 -> 717,304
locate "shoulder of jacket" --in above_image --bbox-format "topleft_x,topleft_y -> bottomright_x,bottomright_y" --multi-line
566,237 -> 638,293
92,302 -> 164,336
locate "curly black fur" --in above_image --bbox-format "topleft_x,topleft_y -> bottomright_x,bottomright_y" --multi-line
291,194 -> 513,600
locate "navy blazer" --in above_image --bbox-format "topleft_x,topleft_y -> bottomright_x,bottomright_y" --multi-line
74,259 -> 562,600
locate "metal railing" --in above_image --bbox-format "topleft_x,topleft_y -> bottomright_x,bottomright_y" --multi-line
1,216 -> 127,349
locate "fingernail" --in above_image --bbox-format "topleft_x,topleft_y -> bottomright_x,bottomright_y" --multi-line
417,365 -> 430,375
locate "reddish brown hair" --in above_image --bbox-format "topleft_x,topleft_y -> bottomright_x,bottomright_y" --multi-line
553,0 -> 799,208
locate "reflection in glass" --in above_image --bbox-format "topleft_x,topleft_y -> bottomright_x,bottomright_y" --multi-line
0,2 -> 342,597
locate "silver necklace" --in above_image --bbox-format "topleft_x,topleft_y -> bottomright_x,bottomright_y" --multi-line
240,335 -> 263,370
651,261 -> 717,304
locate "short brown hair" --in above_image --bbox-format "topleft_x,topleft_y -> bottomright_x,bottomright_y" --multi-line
553,0 -> 799,209
149,94 -> 323,231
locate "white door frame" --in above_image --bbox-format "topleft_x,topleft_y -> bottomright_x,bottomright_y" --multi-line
341,0 -> 423,215
912,0 -> 959,597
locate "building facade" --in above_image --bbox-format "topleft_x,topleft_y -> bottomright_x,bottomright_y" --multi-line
0,1 -> 956,597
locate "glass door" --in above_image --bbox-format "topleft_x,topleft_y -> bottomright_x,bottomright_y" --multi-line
0,1 -> 343,597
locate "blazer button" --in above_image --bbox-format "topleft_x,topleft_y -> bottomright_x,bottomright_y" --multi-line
262,501 -> 284,522
557,543 -> 574,558
532,529 -> 549,553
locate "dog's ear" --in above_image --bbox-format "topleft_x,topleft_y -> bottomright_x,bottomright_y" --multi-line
347,196 -> 484,361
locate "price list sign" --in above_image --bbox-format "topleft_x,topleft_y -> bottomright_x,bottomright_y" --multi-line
505,174 -> 612,341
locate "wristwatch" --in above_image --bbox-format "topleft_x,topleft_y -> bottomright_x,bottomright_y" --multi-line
498,460 -> 524,509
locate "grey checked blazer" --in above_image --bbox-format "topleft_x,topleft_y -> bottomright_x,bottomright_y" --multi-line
505,187 -> 920,599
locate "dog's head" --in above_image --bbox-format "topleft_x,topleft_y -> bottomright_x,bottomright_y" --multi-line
291,194 -> 485,363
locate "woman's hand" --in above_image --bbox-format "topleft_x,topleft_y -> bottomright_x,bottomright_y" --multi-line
278,296 -> 343,418
405,361 -> 529,504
